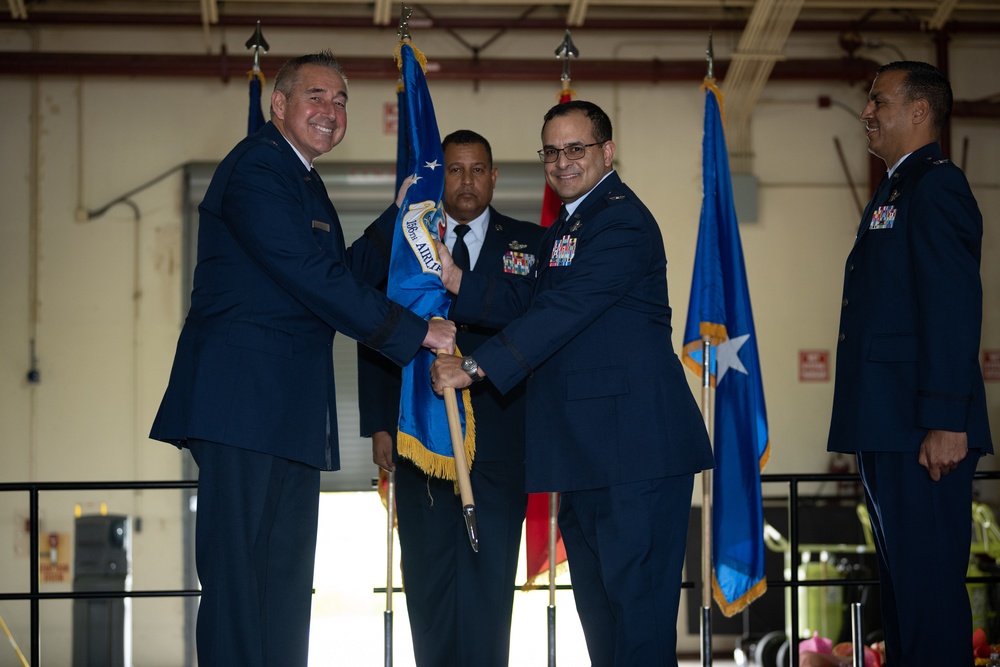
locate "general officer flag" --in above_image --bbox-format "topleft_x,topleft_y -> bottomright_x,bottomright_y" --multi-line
388,40 -> 474,480
682,80 -> 770,617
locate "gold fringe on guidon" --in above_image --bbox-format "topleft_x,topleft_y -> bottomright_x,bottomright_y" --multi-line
396,384 -> 477,485
394,39 -> 429,74
713,570 -> 767,618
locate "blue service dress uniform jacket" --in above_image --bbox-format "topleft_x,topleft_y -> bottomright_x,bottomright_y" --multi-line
450,172 -> 714,493
828,142 -> 992,455
150,121 -> 429,468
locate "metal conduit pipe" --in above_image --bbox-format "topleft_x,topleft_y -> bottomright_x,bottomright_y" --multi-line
2,13 -> 1000,34
0,52 -> 883,83
4,52 -> 997,120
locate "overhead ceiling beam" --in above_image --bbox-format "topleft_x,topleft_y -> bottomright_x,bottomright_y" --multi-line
6,0 -> 27,20
566,0 -> 589,27
372,0 -> 393,26
723,0 -> 805,172
928,0 -> 960,30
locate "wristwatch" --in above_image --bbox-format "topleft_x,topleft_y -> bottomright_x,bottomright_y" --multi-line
461,356 -> 484,382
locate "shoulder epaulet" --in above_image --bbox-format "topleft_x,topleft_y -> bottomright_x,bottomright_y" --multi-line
605,189 -> 628,204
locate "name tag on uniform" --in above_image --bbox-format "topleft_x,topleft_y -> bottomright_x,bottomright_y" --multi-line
549,235 -> 577,267
869,206 -> 896,230
503,251 -> 536,275
312,220 -> 331,232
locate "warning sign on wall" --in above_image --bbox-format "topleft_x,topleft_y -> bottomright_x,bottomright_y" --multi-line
383,102 -> 398,136
39,532 -> 71,584
799,350 -> 829,382
984,350 -> 1000,382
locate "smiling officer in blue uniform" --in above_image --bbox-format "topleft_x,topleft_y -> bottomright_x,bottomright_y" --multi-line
150,51 -> 455,667
828,61 -> 993,667
431,100 -> 713,667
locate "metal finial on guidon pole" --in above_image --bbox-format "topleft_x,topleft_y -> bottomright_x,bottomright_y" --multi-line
245,20 -> 269,71
554,29 -> 579,94
397,3 -> 412,42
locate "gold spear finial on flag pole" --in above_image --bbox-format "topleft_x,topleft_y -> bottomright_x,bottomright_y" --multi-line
397,4 -> 413,42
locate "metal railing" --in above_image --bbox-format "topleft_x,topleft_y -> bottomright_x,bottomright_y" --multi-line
3,472 -> 999,666
762,470 -> 1000,667
0,480 -> 199,666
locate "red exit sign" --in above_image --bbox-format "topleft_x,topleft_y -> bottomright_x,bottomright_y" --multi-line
984,350 -> 1000,382
799,350 -> 829,382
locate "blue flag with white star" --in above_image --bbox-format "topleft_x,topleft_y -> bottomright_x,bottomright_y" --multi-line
388,41 -> 474,480
682,81 -> 770,617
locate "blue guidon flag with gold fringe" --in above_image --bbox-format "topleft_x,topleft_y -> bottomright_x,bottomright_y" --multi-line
388,40 -> 475,480
682,79 -> 770,617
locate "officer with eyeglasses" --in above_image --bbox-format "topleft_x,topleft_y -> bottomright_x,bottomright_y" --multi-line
431,100 -> 713,667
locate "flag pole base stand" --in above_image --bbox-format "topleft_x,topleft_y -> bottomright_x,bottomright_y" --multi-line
701,605 -> 713,667
547,604 -> 556,667
384,609 -> 393,667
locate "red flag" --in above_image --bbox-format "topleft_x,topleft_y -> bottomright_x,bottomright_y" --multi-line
523,87 -> 573,588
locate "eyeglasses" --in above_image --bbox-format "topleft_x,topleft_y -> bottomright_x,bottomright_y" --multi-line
537,142 -> 605,163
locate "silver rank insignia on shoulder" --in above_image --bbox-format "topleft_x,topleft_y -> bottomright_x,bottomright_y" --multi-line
509,240 -> 527,250
933,158 -> 950,165
608,194 -> 625,200
888,189 -> 900,202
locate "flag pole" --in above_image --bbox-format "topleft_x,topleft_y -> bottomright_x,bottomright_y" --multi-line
699,32 -> 715,667
547,491 -> 558,667
545,29 -> 578,667
384,470 -> 396,667
700,337 -> 714,667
